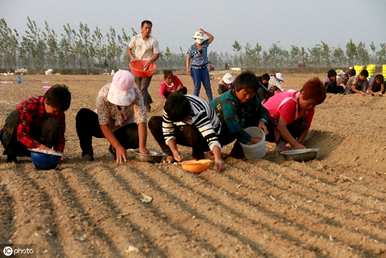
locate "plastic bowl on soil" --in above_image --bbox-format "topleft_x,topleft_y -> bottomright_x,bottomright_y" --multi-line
129,60 -> 157,78
30,149 -> 62,170
181,159 -> 213,174
128,149 -> 165,163
240,127 -> 267,160
280,148 -> 319,162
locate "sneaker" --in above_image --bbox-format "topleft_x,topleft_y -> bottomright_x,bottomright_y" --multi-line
82,153 -> 94,161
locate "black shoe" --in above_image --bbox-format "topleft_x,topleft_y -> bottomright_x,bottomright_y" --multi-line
82,153 -> 94,161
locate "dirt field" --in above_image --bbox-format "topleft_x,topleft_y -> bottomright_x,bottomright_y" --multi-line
0,73 -> 386,258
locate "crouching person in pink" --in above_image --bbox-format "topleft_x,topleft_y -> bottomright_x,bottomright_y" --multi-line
263,78 -> 326,151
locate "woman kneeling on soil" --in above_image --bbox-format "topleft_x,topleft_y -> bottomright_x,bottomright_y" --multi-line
148,93 -> 224,172
75,70 -> 149,163
263,77 -> 326,151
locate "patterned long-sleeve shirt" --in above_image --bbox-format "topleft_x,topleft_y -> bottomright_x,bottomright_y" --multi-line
162,95 -> 221,151
211,90 -> 269,144
16,96 -> 65,152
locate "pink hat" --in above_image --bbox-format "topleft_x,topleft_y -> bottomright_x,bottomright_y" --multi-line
107,70 -> 136,106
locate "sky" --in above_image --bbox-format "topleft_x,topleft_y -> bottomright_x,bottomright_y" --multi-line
1,0 -> 385,52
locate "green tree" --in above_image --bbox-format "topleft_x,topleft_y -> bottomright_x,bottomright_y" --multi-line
346,39 -> 357,65
356,42 -> 369,64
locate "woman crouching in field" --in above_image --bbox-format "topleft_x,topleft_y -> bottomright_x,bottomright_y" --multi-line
75,70 -> 149,164
263,78 -> 326,151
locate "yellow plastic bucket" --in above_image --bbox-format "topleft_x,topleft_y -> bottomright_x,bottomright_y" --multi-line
383,65 -> 386,77
354,65 -> 364,75
366,64 -> 376,77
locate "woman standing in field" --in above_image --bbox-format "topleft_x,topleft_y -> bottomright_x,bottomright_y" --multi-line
186,28 -> 214,101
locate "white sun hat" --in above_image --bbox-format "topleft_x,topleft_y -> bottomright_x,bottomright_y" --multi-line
222,73 -> 235,84
275,72 -> 284,82
107,70 -> 136,106
192,30 -> 205,40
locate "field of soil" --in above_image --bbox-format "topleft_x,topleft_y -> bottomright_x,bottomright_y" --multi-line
0,72 -> 386,257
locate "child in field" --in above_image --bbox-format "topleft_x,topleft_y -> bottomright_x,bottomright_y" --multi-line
159,70 -> 187,99
217,73 -> 235,95
263,78 -> 326,151
186,28 -> 215,101
257,73 -> 272,102
324,69 -> 345,94
75,70 -> 149,163
148,93 -> 224,172
211,71 -> 269,159
367,74 -> 384,96
346,69 -> 369,95
0,85 -> 71,162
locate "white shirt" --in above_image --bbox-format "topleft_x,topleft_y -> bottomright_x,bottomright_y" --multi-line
128,34 -> 160,60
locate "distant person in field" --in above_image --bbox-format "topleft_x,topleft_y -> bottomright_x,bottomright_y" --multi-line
346,69 -> 369,95
268,72 -> 285,94
75,70 -> 149,163
263,78 -> 326,151
0,85 -> 71,162
128,20 -> 160,111
367,74 -> 384,96
148,93 -> 224,172
186,28 -> 215,101
257,73 -> 272,102
324,69 -> 345,94
159,70 -> 187,99
217,72 -> 235,95
211,71 -> 269,159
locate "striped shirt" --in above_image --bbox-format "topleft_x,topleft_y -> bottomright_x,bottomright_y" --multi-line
162,95 -> 221,151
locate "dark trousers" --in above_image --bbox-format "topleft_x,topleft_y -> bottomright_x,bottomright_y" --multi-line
148,116 -> 211,159
266,117 -> 308,143
75,108 -> 139,156
1,110 -> 61,160
191,67 -> 213,101
135,76 -> 153,107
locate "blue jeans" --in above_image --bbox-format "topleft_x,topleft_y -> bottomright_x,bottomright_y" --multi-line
191,66 -> 213,101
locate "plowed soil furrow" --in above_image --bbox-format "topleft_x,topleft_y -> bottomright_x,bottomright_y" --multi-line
222,164 -> 386,255
112,163 -> 272,258
7,167 -> 65,257
304,163 -> 386,201
29,169 -> 112,258
121,162 -> 344,258
256,160 -> 386,214
0,184 -> 15,245
61,164 -> 167,258
84,164 -> 221,258
283,162 -> 386,206
228,162 -> 386,242
134,162 -> 371,257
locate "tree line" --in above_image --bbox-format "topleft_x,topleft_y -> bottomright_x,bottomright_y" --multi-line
1,17 -> 385,73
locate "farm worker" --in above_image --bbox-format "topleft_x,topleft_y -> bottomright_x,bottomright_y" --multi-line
367,74 -> 384,96
346,69 -> 369,95
148,93 -> 224,172
128,20 -> 160,111
217,72 -> 235,95
186,28 -> 215,101
324,69 -> 345,94
75,70 -> 149,163
0,85 -> 71,162
256,73 -> 272,102
263,78 -> 326,151
159,70 -> 187,99
211,71 -> 269,159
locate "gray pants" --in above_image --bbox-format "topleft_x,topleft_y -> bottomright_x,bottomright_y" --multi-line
135,76 -> 153,107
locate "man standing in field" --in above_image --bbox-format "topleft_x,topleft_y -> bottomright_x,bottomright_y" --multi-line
128,20 -> 160,111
